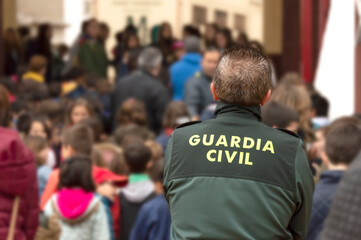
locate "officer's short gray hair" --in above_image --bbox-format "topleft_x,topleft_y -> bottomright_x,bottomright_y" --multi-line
138,47 -> 162,72
213,46 -> 272,106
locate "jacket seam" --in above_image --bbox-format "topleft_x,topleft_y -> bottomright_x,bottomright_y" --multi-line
168,173 -> 295,193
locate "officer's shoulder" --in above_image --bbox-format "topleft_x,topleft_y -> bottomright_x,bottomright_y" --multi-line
276,128 -> 301,139
194,71 -> 201,78
175,121 -> 202,130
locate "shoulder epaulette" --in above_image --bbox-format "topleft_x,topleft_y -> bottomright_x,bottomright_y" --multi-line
176,121 -> 201,129
194,72 -> 201,78
277,128 -> 301,139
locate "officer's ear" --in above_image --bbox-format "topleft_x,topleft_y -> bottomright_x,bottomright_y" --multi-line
210,82 -> 219,101
260,89 -> 272,106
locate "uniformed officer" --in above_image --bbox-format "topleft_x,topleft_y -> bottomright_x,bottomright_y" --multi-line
164,46 -> 314,240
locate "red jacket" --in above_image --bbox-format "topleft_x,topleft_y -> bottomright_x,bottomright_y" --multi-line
0,128 -> 39,240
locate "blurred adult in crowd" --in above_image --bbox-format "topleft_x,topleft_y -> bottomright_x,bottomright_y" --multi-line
185,47 -> 220,120
99,22 -> 110,45
155,22 -> 176,66
26,23 -> 53,82
204,23 -> 219,48
215,28 -> 234,52
77,19 -> 108,78
112,47 -> 170,134
0,127 -> 39,239
112,31 -> 124,71
170,36 -> 202,100
17,26 -> 30,57
182,25 -> 201,39
236,32 -> 249,46
116,33 -> 141,80
3,28 -> 23,76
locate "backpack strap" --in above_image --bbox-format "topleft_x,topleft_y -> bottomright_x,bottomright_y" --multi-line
7,196 -> 20,240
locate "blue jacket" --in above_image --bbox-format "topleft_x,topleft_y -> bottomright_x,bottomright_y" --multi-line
129,195 -> 171,240
306,170 -> 344,240
170,53 -> 202,100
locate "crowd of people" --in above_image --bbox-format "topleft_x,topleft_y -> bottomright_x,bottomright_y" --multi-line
0,17 -> 360,240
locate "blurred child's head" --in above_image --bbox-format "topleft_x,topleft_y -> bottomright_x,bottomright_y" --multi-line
23,135 -> 48,166
79,117 -> 103,143
163,101 -> 190,129
37,99 -> 64,126
149,159 -> 164,194
17,112 -> 32,135
145,140 -> 163,163
61,124 -> 94,159
27,116 -> 51,140
109,152 -> 128,176
28,55 -> 47,75
67,98 -> 94,126
113,125 -> 154,147
124,142 -> 152,174
58,154 -> 95,192
324,117 -> 361,167
116,98 -> 147,128
311,93 -> 329,118
262,101 -> 300,133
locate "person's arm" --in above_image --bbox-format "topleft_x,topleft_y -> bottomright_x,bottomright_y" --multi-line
185,78 -> 200,119
40,170 -> 58,210
163,136 -> 173,197
23,170 -> 39,240
289,141 -> 315,239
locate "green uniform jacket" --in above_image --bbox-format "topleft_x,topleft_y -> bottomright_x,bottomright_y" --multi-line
78,40 -> 108,78
164,101 -> 314,240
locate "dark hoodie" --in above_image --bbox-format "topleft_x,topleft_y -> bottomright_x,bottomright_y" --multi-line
0,127 -> 39,240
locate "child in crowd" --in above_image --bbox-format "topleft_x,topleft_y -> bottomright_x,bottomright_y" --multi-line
40,124 -> 95,208
61,66 -> 87,99
306,117 -> 361,240
23,135 -> 51,198
44,155 -> 110,240
66,98 -> 94,126
119,142 -> 156,240
116,98 -> 147,128
129,159 -> 171,240
310,92 -> 330,129
261,101 -> 300,133
156,101 -> 190,152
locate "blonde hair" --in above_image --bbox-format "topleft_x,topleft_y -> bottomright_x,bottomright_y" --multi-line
271,83 -> 313,141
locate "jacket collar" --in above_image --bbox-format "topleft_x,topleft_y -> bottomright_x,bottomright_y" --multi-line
214,101 -> 262,122
320,170 -> 344,184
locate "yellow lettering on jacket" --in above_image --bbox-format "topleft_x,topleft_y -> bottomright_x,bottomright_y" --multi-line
262,141 -> 275,154
189,135 -> 200,146
207,150 -> 217,162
